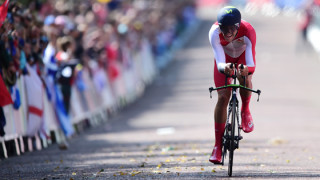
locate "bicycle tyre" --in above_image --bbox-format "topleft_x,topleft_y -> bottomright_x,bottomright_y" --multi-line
228,97 -> 236,177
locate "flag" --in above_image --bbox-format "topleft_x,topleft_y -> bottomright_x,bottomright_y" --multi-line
24,64 -> 44,137
54,84 -> 74,137
0,73 -> 13,107
0,0 -> 9,28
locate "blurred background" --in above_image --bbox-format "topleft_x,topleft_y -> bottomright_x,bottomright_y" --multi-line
198,0 -> 320,54
0,0 -> 319,160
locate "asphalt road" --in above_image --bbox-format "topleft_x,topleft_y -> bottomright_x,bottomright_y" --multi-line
1,9 -> 320,180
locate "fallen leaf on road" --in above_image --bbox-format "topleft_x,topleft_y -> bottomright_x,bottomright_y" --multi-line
286,160 -> 290,163
131,171 -> 142,176
95,169 -> 104,176
177,159 -> 186,163
119,171 -> 127,175
72,172 -> 76,175
269,137 -> 287,145
212,169 -> 216,173
201,168 -> 204,171
157,163 -> 164,169
53,166 -> 59,171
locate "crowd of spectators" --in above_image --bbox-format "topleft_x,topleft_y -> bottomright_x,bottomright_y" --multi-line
0,0 -> 198,141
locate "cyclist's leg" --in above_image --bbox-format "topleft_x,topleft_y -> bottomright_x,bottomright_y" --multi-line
237,73 -> 253,94
214,56 -> 233,123
237,53 -> 254,133
215,90 -> 231,123
210,61 -> 231,164
213,60 -> 232,124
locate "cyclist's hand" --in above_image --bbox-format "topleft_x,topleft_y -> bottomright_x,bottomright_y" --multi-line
224,63 -> 235,75
238,65 -> 249,76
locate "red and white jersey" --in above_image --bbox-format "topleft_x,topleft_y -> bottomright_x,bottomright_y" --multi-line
209,20 -> 256,73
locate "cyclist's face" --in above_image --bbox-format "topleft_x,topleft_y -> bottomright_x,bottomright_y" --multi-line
220,25 -> 238,42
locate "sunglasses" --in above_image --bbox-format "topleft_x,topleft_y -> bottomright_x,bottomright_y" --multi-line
220,25 -> 239,34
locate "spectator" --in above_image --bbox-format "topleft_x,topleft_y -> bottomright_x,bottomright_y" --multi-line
0,0 -> 198,148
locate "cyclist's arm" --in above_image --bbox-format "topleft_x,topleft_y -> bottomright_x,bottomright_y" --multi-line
244,24 -> 256,74
209,24 -> 226,73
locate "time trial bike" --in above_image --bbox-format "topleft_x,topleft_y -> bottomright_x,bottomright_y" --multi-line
209,63 -> 261,177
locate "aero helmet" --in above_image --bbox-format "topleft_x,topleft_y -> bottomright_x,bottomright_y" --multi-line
217,6 -> 241,27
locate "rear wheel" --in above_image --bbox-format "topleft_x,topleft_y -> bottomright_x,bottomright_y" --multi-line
228,98 -> 236,177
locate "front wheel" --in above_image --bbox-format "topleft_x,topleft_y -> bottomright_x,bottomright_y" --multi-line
221,123 -> 230,166
228,97 -> 237,177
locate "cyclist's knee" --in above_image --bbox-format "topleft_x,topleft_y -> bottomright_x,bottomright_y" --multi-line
217,90 -> 231,105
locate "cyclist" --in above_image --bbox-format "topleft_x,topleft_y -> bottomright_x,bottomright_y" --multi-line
208,6 -> 256,164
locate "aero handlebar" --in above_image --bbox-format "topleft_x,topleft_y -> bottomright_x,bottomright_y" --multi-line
209,63 -> 261,101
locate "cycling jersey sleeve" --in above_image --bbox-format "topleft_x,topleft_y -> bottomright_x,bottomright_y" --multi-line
209,24 -> 226,73
244,24 -> 256,74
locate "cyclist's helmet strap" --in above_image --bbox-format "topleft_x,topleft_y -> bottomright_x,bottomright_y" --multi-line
217,6 -> 241,28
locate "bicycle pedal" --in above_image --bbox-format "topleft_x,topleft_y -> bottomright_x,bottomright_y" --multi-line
239,136 -> 243,140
